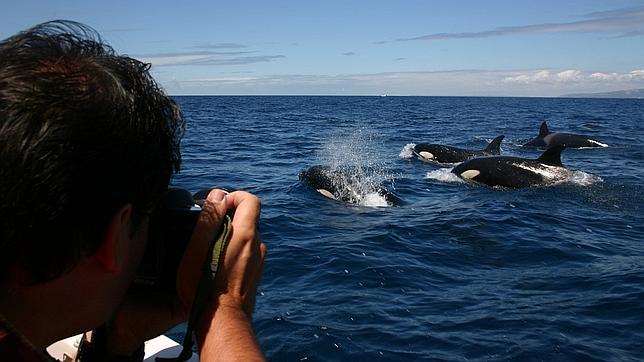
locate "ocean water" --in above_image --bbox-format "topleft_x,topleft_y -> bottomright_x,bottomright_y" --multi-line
170,96 -> 643,361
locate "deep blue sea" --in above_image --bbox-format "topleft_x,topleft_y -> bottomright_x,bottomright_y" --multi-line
169,96 -> 643,361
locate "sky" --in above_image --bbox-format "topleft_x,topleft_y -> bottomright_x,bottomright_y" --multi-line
1,0 -> 643,96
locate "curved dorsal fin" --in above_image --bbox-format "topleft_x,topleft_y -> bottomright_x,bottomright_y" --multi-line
484,135 -> 505,154
539,121 -> 551,137
537,145 -> 565,166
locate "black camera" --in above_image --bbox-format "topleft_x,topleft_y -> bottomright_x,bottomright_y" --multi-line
134,187 -> 223,292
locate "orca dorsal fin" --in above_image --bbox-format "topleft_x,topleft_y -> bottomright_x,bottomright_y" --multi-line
539,121 -> 551,137
537,145 -> 565,166
484,135 -> 505,154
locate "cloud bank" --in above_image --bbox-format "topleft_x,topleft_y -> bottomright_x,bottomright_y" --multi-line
503,69 -> 644,84
158,68 -> 644,96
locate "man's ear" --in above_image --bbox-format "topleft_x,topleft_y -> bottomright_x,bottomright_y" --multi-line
93,204 -> 133,273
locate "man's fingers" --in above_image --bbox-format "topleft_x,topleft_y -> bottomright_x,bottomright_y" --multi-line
193,189 -> 229,245
176,189 -> 229,307
226,191 -> 261,231
227,192 -> 261,255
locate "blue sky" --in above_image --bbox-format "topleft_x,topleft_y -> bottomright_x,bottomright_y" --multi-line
2,0 -> 643,96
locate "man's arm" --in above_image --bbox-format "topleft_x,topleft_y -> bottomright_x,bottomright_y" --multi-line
197,305 -> 263,361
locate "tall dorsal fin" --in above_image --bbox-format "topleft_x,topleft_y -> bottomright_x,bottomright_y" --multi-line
484,135 -> 505,154
539,121 -> 551,137
537,145 -> 565,166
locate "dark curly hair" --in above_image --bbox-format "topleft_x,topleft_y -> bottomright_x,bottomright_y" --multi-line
0,20 -> 184,283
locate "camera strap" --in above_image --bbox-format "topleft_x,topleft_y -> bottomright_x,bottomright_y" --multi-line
157,214 -> 233,362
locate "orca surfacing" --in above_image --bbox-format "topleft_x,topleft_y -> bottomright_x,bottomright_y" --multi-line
451,146 -> 572,188
523,121 -> 607,149
300,165 -> 402,206
413,135 -> 504,164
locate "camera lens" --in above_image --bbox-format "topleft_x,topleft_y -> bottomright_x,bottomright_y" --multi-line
133,187 -> 234,293
134,188 -> 201,292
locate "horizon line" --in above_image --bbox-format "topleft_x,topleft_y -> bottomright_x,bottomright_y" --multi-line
168,93 -> 643,99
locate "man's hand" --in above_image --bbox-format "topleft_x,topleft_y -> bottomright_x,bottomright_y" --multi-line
177,189 -> 267,360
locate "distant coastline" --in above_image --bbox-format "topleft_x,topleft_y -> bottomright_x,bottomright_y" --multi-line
560,88 -> 644,99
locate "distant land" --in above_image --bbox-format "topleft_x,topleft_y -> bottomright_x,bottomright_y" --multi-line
561,88 -> 644,99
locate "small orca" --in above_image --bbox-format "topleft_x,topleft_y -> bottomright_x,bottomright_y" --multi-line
451,145 -> 571,188
413,135 -> 505,164
299,165 -> 402,206
523,121 -> 607,148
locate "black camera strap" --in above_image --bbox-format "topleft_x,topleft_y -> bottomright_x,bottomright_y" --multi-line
157,214 -> 233,362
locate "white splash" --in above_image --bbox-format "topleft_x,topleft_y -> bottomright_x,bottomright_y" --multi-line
399,143 -> 416,159
425,168 -> 464,183
567,171 -> 603,186
360,192 -> 390,207
318,128 -> 397,207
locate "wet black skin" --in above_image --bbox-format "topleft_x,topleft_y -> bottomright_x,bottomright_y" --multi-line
523,121 -> 605,148
414,135 -> 505,164
451,146 -> 568,188
299,165 -> 402,206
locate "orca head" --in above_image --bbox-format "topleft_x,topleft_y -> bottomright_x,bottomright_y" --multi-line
459,169 -> 481,180
418,151 -> 435,161
451,160 -> 483,182
300,166 -> 334,190
301,166 -> 344,201
413,144 -> 436,161
316,188 -> 337,200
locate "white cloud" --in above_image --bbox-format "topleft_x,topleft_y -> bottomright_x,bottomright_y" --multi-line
504,70 -> 552,84
628,70 -> 644,78
590,72 -> 618,80
392,6 -> 644,42
139,54 -> 214,66
135,51 -> 284,67
556,70 -> 581,81
533,70 -> 551,81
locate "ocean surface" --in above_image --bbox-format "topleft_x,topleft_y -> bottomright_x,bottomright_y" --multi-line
169,96 -> 643,361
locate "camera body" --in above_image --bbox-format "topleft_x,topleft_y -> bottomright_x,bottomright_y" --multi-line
134,188 -> 211,292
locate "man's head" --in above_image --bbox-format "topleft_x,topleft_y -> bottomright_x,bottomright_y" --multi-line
0,20 -> 184,285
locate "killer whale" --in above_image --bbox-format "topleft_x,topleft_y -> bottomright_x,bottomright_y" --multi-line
299,165 -> 402,206
523,121 -> 607,148
451,145 -> 571,188
413,135 -> 505,164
